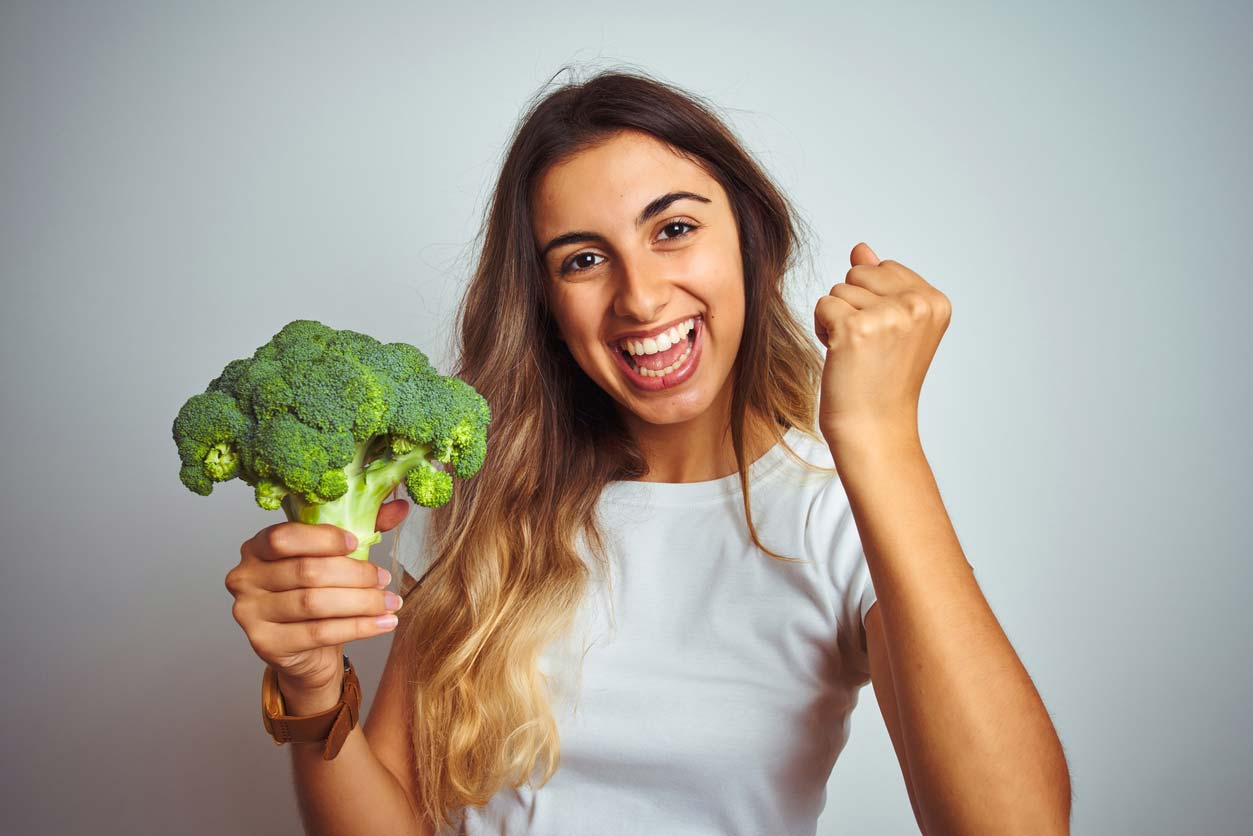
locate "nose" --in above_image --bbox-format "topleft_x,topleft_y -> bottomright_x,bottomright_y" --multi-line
611,253 -> 671,323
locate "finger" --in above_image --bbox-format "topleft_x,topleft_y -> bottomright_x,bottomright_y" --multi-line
825,281 -> 881,310
263,585 -> 402,624
814,295 -> 858,346
843,262 -> 905,296
375,498 -> 410,533
880,257 -> 931,289
256,612 -> 401,655
850,241 -> 881,267
248,521 -> 357,562
263,554 -> 388,593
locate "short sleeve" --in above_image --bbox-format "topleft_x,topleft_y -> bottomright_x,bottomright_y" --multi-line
804,473 -> 879,678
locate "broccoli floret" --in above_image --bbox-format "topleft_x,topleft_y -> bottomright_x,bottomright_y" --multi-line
172,319 -> 491,560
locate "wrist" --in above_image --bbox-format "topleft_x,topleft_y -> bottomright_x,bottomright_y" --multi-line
824,422 -> 922,463
277,671 -> 344,716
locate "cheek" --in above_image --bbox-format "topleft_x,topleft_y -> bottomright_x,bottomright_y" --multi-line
708,278 -> 747,355
550,306 -> 607,367
548,292 -> 594,338
686,233 -> 743,295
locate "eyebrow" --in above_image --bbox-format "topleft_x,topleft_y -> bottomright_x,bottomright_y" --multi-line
539,191 -> 712,260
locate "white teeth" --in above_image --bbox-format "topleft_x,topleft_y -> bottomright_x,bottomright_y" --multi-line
626,325 -> 696,378
637,338 -> 694,377
619,318 -> 695,356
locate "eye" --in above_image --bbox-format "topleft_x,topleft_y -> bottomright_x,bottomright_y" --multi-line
657,219 -> 698,241
557,218 -> 701,276
560,251 -> 606,275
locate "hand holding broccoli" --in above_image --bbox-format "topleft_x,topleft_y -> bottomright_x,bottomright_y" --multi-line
226,508 -> 409,711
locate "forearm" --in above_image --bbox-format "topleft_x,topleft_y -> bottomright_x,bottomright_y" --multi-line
284,682 -> 426,836
831,428 -> 1070,836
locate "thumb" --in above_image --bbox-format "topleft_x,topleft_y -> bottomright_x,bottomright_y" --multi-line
850,241 -> 881,267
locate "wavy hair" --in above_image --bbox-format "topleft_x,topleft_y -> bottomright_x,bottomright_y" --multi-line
390,65 -> 835,832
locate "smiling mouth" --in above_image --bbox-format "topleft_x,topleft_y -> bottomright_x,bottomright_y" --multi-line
614,315 -> 701,380
620,331 -> 695,375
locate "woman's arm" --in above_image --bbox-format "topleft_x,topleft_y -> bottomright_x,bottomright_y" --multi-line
285,672 -> 432,836
834,426 -> 1071,836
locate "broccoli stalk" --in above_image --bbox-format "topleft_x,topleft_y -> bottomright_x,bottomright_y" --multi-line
278,438 -> 445,560
172,320 -> 490,561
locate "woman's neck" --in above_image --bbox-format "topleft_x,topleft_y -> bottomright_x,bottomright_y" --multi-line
622,408 -> 782,484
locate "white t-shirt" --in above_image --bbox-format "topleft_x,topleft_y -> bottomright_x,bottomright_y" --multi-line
394,426 -> 879,836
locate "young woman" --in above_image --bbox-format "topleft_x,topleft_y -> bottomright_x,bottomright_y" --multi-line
230,69 -> 1071,835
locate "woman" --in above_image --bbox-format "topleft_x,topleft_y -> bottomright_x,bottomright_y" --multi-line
235,69 -> 1071,835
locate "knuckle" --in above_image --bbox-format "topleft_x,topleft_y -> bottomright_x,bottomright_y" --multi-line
298,587 -> 324,617
231,598 -> 247,626
901,291 -> 930,320
307,620 -> 333,649
295,557 -> 322,587
266,525 -> 294,556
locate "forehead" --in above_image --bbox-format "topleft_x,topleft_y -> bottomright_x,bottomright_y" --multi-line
531,131 -> 716,236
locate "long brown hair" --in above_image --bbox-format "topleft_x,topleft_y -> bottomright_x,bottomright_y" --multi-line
391,65 -> 834,832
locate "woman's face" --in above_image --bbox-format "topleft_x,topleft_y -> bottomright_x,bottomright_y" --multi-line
532,129 -> 745,428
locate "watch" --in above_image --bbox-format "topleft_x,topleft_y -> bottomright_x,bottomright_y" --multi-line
261,653 -> 361,761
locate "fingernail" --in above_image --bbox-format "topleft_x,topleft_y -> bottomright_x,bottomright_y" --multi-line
345,531 -> 358,550
384,592 -> 403,611
377,567 -> 391,587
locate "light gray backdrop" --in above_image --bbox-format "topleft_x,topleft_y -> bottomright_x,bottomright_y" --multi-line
2,2 -> 1249,834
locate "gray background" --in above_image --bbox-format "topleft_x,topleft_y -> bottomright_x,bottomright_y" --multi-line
2,1 -> 1249,834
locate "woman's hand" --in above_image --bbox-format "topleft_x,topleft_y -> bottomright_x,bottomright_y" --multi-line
813,242 -> 951,452
225,498 -> 411,702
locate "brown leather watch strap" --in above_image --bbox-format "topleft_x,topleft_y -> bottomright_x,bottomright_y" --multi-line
261,654 -> 362,760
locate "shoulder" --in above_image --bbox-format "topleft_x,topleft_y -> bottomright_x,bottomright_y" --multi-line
773,427 -> 840,494
776,429 -> 847,529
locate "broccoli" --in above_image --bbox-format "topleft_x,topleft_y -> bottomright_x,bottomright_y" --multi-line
172,319 -> 490,560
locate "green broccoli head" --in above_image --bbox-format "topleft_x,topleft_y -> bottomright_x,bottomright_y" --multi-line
171,319 -> 491,559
